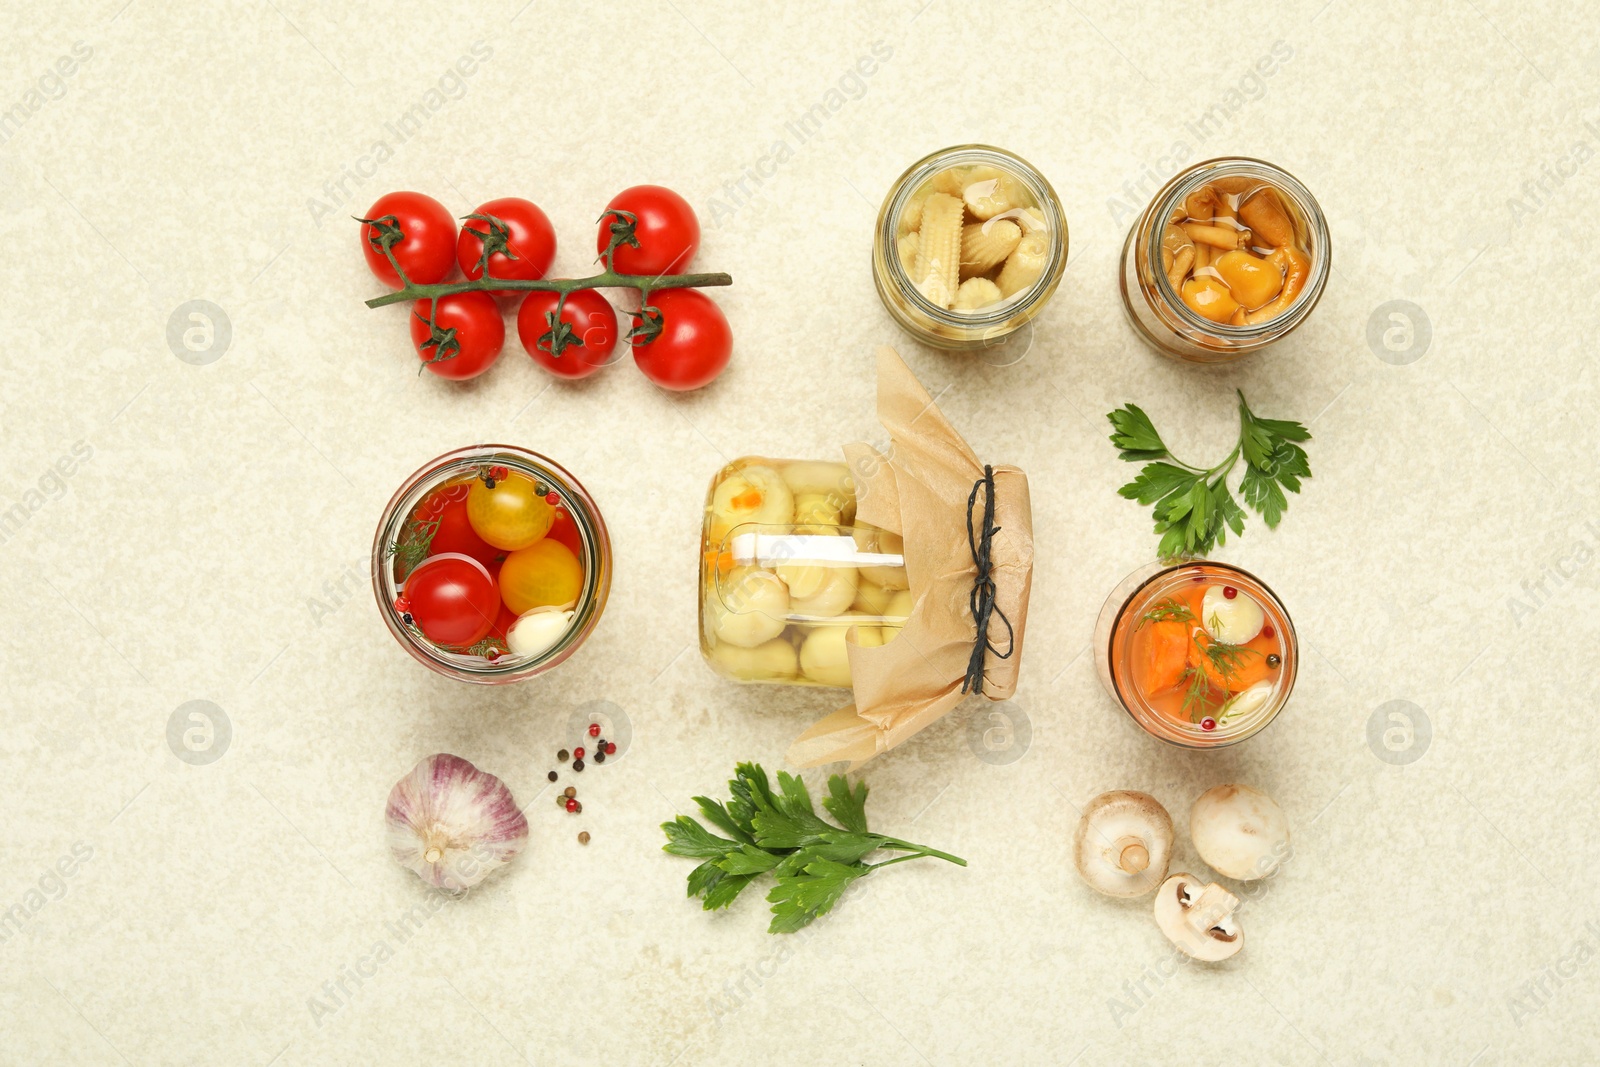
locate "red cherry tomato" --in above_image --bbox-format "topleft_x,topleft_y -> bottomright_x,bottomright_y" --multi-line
630,289 -> 731,391
414,486 -> 504,569
402,553 -> 499,646
489,602 -> 519,642
517,290 -> 618,379
360,191 -> 457,289
456,197 -> 557,297
545,506 -> 584,558
598,185 -> 700,276
410,292 -> 504,380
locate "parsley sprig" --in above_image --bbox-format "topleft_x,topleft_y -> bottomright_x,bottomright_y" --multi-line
662,763 -> 966,934
1107,391 -> 1311,559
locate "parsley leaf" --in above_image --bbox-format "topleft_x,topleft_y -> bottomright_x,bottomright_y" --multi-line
1106,390 -> 1312,557
662,763 -> 965,933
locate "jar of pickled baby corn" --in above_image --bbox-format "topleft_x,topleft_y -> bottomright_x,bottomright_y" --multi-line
1093,560 -> 1297,748
699,456 -> 911,688
1119,157 -> 1330,363
873,145 -> 1068,351
372,445 -> 612,684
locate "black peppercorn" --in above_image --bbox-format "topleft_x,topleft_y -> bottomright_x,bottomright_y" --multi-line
594,750 -> 606,764
557,749 -> 569,762
547,771 -> 558,782
1267,654 -> 1281,669
573,758 -> 585,772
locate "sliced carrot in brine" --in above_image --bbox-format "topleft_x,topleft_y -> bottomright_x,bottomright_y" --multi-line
1139,620 -> 1189,692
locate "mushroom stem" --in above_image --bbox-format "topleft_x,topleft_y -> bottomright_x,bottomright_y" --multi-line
1116,838 -> 1150,875
1185,883 -> 1240,934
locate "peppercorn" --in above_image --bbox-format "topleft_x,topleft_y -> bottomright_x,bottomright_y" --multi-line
1222,586 -> 1237,599
1200,717 -> 1217,731
547,771 -> 558,782
563,786 -> 576,799
578,831 -> 590,845
588,723 -> 600,738
1261,624 -> 1275,639
574,747 -> 586,760
573,758 -> 585,772
1267,654 -> 1281,669
594,751 -> 606,764
557,749 -> 569,762
565,798 -> 577,813
574,800 -> 583,814
557,794 -> 570,809
604,742 -> 617,755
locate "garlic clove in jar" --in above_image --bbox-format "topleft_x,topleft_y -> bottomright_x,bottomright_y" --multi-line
385,754 -> 528,891
506,606 -> 574,659
1201,585 -> 1264,645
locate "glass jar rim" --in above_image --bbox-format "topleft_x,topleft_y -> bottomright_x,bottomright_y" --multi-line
1107,559 -> 1297,747
371,444 -> 611,682
877,144 -> 1068,328
1147,157 -> 1330,339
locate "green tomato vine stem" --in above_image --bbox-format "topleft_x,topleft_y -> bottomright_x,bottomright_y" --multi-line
362,269 -> 734,310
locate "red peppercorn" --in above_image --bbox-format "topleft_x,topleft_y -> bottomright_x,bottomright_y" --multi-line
604,742 -> 616,755
565,798 -> 577,813
545,491 -> 560,505
574,747 -> 585,760
1200,718 -> 1217,731
393,596 -> 410,613
588,723 -> 600,737
1261,624 -> 1275,639
1191,573 -> 1205,583
1222,586 -> 1237,599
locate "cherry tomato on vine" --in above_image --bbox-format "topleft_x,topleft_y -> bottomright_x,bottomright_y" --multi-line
630,289 -> 731,391
517,290 -> 618,380
402,553 -> 500,646
409,292 -> 504,380
456,197 -> 557,297
360,191 -> 457,289
598,185 -> 700,276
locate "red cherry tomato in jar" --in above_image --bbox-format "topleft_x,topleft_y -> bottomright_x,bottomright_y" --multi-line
414,485 -> 504,570
410,292 -> 504,380
630,289 -> 731,391
456,197 -> 557,297
360,191 -> 457,289
517,290 -> 618,379
597,185 -> 700,276
402,553 -> 500,646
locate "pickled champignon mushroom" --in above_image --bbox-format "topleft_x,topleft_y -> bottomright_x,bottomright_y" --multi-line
1072,791 -> 1174,897
1153,873 -> 1243,962
1189,783 -> 1290,881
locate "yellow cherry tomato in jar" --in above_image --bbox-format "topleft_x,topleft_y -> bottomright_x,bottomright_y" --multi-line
467,471 -> 554,550
498,539 -> 584,615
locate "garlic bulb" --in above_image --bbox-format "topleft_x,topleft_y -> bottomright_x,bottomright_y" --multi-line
385,754 -> 528,891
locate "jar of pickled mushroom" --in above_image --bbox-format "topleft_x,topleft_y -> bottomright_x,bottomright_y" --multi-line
1093,560 -> 1297,748
372,445 -> 611,683
873,145 -> 1068,350
699,456 -> 911,688
1119,157 -> 1329,363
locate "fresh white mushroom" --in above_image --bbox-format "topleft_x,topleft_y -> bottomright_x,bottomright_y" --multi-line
1153,873 -> 1243,962
710,568 -> 790,649
1200,585 -> 1264,645
1189,783 -> 1290,881
708,637 -> 799,682
1073,791 -> 1174,898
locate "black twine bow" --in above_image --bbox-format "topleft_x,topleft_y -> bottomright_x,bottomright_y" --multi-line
962,464 -> 1014,696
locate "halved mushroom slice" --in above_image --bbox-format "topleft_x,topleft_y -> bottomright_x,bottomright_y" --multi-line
1153,873 -> 1243,962
1073,791 -> 1174,898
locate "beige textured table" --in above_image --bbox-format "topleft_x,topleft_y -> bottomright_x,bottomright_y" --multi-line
4,2 -> 1597,1063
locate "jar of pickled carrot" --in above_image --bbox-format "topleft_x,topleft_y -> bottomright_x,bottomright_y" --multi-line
372,445 -> 611,684
699,456 -> 910,688
1119,157 -> 1329,363
873,145 -> 1068,350
1093,560 -> 1297,748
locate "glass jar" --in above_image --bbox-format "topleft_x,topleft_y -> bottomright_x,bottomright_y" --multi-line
873,144 -> 1068,350
372,445 -> 611,684
1118,157 -> 1329,363
1093,560 -> 1297,748
699,456 -> 909,688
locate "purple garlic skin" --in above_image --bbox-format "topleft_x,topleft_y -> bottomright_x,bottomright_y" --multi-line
385,753 -> 528,891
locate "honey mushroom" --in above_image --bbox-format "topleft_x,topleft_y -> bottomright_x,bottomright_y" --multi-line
1166,177 -> 1310,327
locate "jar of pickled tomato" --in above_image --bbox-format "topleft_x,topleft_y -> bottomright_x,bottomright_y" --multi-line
873,144 -> 1068,351
372,445 -> 611,683
699,456 -> 911,688
1119,157 -> 1330,362
1093,560 -> 1297,748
